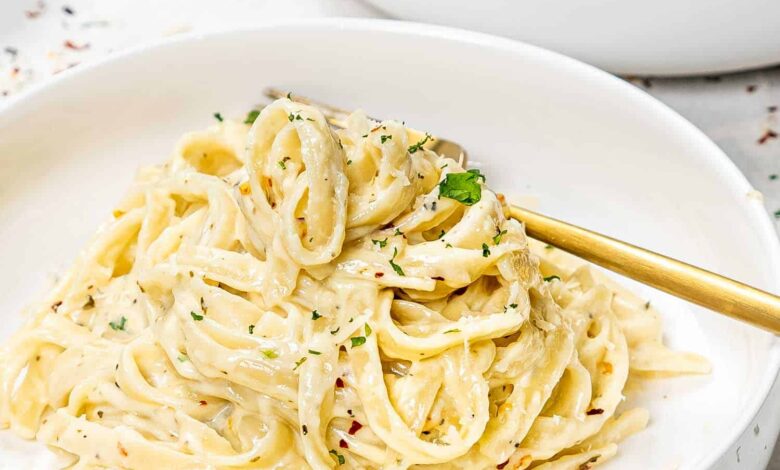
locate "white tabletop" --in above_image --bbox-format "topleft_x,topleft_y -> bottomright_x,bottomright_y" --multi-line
1,0 -> 778,468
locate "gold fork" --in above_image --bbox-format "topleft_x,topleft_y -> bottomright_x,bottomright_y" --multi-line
264,88 -> 780,334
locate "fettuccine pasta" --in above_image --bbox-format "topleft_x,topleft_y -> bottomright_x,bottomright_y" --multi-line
0,98 -> 710,469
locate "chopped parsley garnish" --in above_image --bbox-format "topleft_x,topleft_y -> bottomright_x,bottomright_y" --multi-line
482,243 -> 491,257
389,247 -> 405,276
544,244 -> 554,250
248,324 -> 255,334
443,328 -> 461,334
347,159 -> 352,165
372,238 -> 388,248
408,133 -> 433,154
445,242 -> 453,248
365,324 -> 372,336
437,230 -> 446,239
394,228 -> 403,236
350,336 -> 366,348
109,316 -> 127,331
543,275 -> 561,282
244,109 -> 260,124
438,169 -> 485,206
771,174 -> 778,180
380,134 -> 392,144
213,112 -> 223,122
293,356 -> 307,369
644,301 -> 651,309
261,350 -> 278,359
504,303 -> 519,313
775,209 -> 780,219
177,354 -> 188,362
311,310 -> 322,320
278,156 -> 290,170
288,112 -> 303,122
329,449 -> 346,465
308,349 -> 322,355
190,311 -> 204,321
493,229 -> 507,245
330,327 -> 341,335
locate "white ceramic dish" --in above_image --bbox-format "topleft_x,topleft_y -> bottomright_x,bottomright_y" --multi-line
0,19 -> 778,469
365,0 -> 780,76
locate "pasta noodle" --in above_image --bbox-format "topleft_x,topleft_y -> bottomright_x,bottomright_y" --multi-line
0,98 -> 710,469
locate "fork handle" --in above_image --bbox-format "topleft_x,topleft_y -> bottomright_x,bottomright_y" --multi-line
510,205 -> 780,334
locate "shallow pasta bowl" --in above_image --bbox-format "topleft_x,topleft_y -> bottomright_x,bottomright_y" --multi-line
0,19 -> 778,469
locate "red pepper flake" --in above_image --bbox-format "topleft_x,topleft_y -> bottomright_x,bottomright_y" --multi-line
51,300 -> 62,312
347,420 -> 363,435
758,129 -> 778,145
496,460 -> 510,469
746,85 -> 757,93
339,439 -> 349,449
117,442 -> 128,457
335,377 -> 345,388
586,408 -> 604,415
64,40 -> 90,51
374,272 -> 384,278
199,400 -> 208,406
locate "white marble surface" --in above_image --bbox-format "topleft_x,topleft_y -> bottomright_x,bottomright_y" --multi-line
1,0 -> 778,468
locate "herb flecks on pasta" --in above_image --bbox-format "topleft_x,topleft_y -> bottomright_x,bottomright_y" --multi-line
0,98 -> 709,469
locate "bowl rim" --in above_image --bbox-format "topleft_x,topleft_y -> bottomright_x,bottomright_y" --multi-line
1,17 -> 778,468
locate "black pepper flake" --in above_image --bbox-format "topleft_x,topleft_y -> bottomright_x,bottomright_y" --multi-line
746,85 -> 757,93
769,106 -> 778,113
51,300 -> 62,312
431,276 -> 445,281
302,424 -> 308,435
4,47 -> 18,58
586,408 -> 604,415
62,5 -> 75,15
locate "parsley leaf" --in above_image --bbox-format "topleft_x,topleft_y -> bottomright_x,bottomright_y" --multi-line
389,247 -> 405,276
109,316 -> 127,331
493,229 -> 507,245
288,112 -> 303,122
365,324 -> 372,336
262,349 -> 278,359
372,238 -> 388,248
244,109 -> 260,124
213,112 -> 223,122
311,310 -> 322,320
438,169 -> 485,205
394,228 -> 403,236
544,275 -> 561,282
329,449 -> 346,465
482,243 -> 490,257
248,324 -> 255,334
278,156 -> 290,170
293,356 -> 307,370
308,349 -> 322,355
351,336 -> 366,348
190,311 -> 204,321
443,328 -> 461,334
380,135 -> 392,144
408,133 -> 433,154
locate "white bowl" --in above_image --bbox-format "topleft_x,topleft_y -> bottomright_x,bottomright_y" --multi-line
0,19 -> 778,469
365,0 -> 780,76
